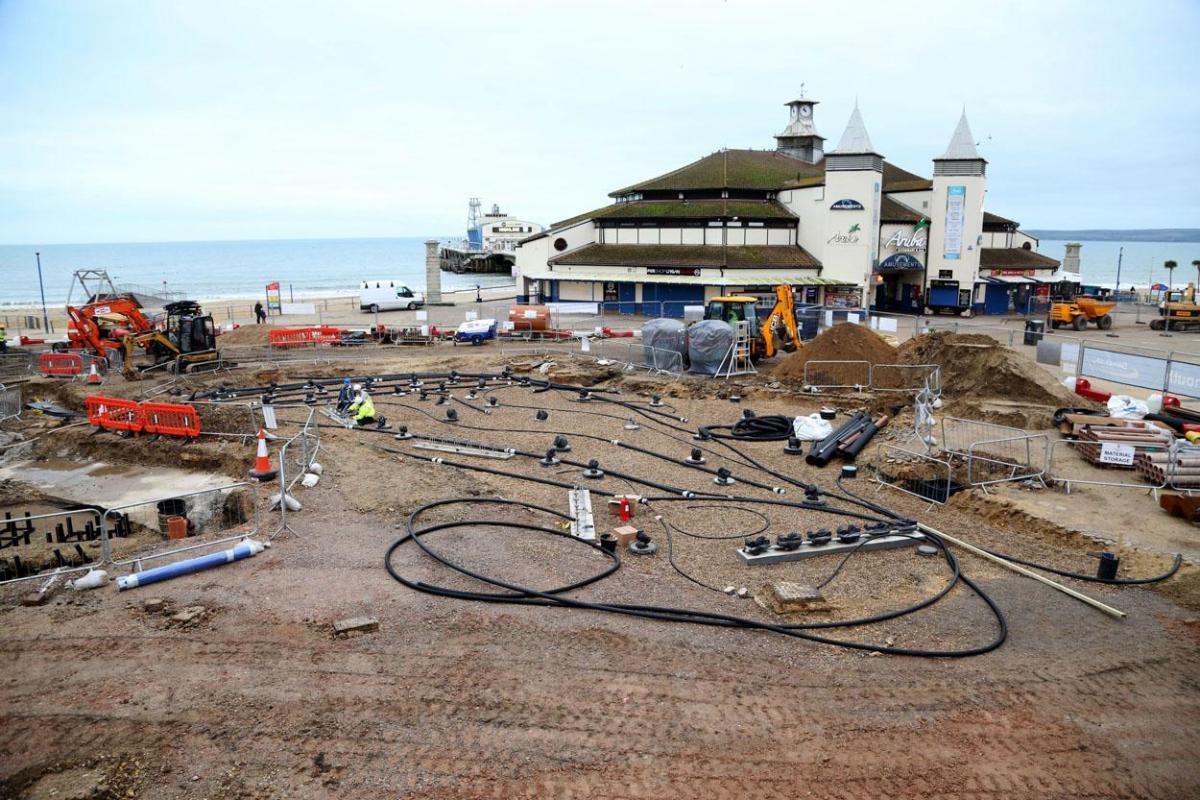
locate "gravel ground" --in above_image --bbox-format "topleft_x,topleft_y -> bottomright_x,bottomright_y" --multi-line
1,348 -> 1197,799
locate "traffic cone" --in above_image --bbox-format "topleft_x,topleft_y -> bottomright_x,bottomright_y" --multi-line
249,429 -> 278,481
86,362 -> 101,384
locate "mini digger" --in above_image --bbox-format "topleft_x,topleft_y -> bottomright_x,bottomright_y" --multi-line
120,300 -> 221,378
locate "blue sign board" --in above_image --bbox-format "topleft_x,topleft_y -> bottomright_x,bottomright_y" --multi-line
830,198 -> 864,210
878,253 -> 924,271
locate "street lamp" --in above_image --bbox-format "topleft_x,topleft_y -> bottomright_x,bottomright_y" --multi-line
35,252 -> 50,334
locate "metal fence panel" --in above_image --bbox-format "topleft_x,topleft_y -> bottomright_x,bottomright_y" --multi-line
965,434 -> 1049,487
874,445 -> 955,505
0,384 -> 20,422
1048,437 -> 1165,493
803,360 -> 870,390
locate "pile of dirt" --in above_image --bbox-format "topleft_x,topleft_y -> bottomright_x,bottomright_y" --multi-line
217,324 -> 272,346
898,332 -> 1069,401
897,332 -> 1085,427
772,323 -> 897,381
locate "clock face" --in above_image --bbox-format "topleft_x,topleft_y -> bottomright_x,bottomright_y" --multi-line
799,105 -> 812,118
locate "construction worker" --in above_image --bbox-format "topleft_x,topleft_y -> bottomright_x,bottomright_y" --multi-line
0,322 -> 6,353
347,384 -> 386,428
336,377 -> 353,412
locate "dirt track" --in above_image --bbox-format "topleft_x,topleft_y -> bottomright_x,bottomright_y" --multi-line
1,348 -> 1198,799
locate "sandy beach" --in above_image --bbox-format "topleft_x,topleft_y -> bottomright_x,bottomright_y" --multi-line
0,283 -> 520,340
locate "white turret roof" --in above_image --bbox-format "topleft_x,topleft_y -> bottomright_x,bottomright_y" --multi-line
939,111 -> 981,159
831,105 -> 876,154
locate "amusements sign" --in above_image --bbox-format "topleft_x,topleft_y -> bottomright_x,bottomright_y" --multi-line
943,185 -> 965,260
265,282 -> 282,313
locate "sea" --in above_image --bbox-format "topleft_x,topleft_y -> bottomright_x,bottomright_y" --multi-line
0,236 -> 514,308
1,236 -> 1197,308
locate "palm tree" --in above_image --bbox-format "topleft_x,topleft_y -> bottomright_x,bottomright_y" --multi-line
1165,260 -> 1178,292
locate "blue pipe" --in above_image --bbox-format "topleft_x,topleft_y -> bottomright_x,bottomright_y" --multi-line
116,539 -> 265,591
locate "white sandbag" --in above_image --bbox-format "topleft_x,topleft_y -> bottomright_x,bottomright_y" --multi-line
301,472 -> 320,488
68,569 -> 109,591
307,461 -> 324,476
792,414 -> 834,441
269,492 -> 303,512
1061,376 -> 1078,391
1107,395 -> 1148,419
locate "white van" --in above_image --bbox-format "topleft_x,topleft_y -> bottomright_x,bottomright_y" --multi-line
360,282 -> 425,312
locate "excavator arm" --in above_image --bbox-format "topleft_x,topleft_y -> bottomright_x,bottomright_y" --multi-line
65,305 -> 110,357
758,285 -> 801,359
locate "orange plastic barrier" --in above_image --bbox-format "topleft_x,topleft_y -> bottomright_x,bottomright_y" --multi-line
141,402 -> 201,438
86,395 -> 144,433
39,352 -> 83,376
268,326 -> 343,348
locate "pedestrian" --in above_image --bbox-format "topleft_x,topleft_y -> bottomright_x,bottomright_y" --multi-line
254,301 -> 267,324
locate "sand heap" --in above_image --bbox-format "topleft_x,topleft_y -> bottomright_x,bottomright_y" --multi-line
897,331 -> 1088,427
217,325 -> 273,346
772,323 -> 897,381
897,331 -> 1077,405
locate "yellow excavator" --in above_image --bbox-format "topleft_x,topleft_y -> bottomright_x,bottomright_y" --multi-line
1151,283 -> 1200,332
703,285 -> 801,361
121,301 -> 221,378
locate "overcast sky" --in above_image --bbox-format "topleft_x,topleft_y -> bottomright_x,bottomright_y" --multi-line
1,0 -> 1197,245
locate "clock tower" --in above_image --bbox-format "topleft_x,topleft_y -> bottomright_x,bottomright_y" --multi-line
775,87 -> 824,163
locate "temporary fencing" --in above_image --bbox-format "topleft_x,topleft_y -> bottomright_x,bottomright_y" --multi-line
0,351 -> 34,382
38,352 -> 83,377
275,408 -> 321,537
102,482 -> 260,567
0,383 -> 20,422
873,445 -> 955,505
801,362 -> 939,395
938,417 -> 1049,490
0,506 -> 130,585
86,395 -> 144,433
1048,438 -> 1166,494
141,402 -> 201,438
802,360 -> 871,390
85,395 -> 201,438
268,326 -> 344,348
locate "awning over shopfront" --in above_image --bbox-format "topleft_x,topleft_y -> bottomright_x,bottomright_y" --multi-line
983,275 -> 1037,284
523,269 -> 841,286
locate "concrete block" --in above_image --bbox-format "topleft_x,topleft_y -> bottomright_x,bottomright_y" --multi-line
142,598 -> 166,613
171,605 -> 206,624
761,581 -> 832,614
334,616 -> 379,636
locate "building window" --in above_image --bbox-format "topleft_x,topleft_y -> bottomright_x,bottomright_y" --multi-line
603,282 -> 618,302
554,237 -> 568,252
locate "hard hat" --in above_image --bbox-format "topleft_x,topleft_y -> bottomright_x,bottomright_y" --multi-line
342,377 -> 351,385
352,383 -> 363,392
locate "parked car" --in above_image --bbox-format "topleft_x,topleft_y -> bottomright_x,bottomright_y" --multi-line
360,282 -> 424,312
454,318 -> 497,345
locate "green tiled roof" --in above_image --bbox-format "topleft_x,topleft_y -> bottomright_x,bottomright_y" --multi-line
550,243 -> 820,269
610,149 -> 824,196
552,198 -> 795,228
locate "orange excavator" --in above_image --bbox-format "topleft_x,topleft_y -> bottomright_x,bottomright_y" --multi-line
703,285 -> 801,361
62,295 -> 155,355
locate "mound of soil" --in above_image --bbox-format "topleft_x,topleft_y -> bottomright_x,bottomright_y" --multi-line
217,325 -> 273,346
772,323 -> 897,381
898,331 -> 1078,406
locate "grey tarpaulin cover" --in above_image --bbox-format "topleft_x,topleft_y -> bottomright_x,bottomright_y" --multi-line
641,318 -> 687,370
687,320 -> 734,375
